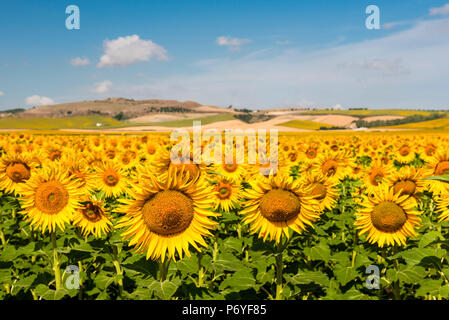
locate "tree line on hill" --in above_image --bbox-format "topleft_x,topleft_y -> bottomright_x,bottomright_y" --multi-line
355,112 -> 448,128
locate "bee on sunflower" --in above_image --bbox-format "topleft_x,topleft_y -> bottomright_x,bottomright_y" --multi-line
72,195 -> 113,238
354,185 -> 421,247
117,169 -> 219,262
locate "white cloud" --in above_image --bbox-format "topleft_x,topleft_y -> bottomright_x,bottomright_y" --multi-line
216,36 -> 251,50
429,3 -> 449,16
91,80 -> 112,94
0,91 -> 4,97
98,35 -> 168,67
25,95 -> 55,106
70,57 -> 90,66
115,18 -> 449,109
275,40 -> 290,45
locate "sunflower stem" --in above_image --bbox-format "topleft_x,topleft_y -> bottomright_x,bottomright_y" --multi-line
274,240 -> 285,300
110,243 -> 124,297
51,232 -> 62,291
159,258 -> 170,282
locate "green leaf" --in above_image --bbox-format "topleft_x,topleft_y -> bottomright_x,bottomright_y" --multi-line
418,231 -> 443,248
222,237 -> 243,253
213,252 -> 248,272
386,265 -> 426,283
333,266 -> 358,286
148,279 -> 180,300
219,270 -> 256,291
398,247 -> 446,266
285,270 -> 329,287
415,280 -> 444,297
176,255 -> 199,274
303,241 -> 331,263
422,175 -> 449,183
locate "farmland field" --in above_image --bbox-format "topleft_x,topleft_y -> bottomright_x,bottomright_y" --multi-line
1,130 -> 449,300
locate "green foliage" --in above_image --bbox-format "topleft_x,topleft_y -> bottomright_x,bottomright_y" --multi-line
1,176 -> 449,300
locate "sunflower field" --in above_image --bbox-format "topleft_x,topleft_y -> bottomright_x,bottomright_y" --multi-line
1,131 -> 449,300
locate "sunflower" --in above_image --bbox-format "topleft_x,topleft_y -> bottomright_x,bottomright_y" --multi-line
240,174 -> 319,243
0,152 -> 36,195
354,185 -> 420,247
72,196 -> 113,237
153,147 -> 206,182
212,177 -> 241,213
395,143 -> 415,164
435,196 -> 449,222
19,163 -> 83,233
64,156 -> 96,193
117,169 -> 219,262
314,151 -> 351,181
300,172 -> 339,212
386,166 -> 426,199
423,151 -> 449,195
362,161 -> 393,194
93,161 -> 129,198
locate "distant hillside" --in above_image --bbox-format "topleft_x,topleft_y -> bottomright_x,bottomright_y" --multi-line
16,98 -> 232,119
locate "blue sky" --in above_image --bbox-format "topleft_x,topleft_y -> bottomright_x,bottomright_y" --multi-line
0,0 -> 449,110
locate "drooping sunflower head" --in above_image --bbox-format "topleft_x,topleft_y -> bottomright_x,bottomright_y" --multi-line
240,174 -> 320,243
19,163 -> 83,233
354,185 -> 420,247
117,169 -> 219,262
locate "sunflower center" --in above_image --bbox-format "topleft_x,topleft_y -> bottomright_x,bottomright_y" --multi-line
82,203 -> 103,223
259,189 -> 301,222
306,148 -> 317,159
399,146 -> 410,156
142,190 -> 194,236
216,182 -> 232,200
369,170 -> 384,186
371,201 -> 407,233
6,162 -> 31,183
34,181 -> 69,215
322,160 -> 338,177
310,183 -> 327,200
223,162 -> 238,173
147,145 -> 156,155
103,170 -> 119,187
393,180 -> 416,196
435,161 -> 449,175
425,144 -> 436,156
